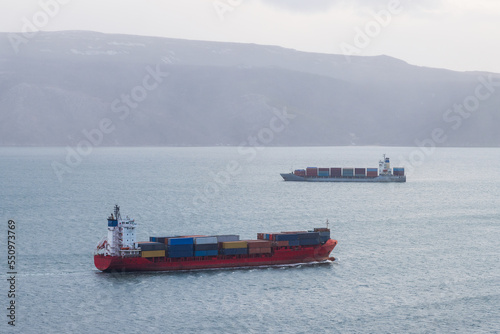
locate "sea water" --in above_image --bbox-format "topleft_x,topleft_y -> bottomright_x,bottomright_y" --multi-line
0,146 -> 499,333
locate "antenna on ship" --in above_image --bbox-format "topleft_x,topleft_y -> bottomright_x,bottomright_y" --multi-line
114,204 -> 121,221
326,219 -> 329,229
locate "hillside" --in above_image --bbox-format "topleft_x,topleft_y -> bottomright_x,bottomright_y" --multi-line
1,30 -> 499,147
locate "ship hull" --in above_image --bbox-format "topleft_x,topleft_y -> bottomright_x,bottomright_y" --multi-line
280,173 -> 406,182
95,239 -> 337,272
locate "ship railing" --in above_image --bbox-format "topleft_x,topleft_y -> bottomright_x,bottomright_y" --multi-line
120,220 -> 136,227
120,249 -> 141,257
94,248 -> 107,256
94,236 -> 107,255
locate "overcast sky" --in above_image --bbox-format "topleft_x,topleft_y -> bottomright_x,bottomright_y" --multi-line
2,0 -> 500,73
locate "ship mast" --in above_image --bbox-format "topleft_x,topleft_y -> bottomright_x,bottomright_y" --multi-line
114,204 -> 121,221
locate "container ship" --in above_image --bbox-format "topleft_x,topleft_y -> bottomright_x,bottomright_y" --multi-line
281,154 -> 406,182
94,206 -> 338,272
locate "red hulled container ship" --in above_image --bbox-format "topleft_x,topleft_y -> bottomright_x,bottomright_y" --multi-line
94,206 -> 338,272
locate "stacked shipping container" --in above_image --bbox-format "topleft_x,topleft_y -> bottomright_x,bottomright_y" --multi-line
137,241 -> 166,258
318,167 -> 329,177
291,166 -> 404,178
313,228 -> 331,244
393,167 -> 405,176
138,230 -> 329,258
330,168 -> 342,177
367,168 -> 378,177
293,169 -> 306,177
247,240 -> 272,254
220,241 -> 248,255
306,167 -> 318,177
194,236 -> 218,257
258,231 -> 323,247
355,168 -> 366,177
168,237 -> 194,258
342,168 -> 354,177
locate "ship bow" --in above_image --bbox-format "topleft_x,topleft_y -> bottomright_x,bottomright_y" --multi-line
315,239 -> 337,260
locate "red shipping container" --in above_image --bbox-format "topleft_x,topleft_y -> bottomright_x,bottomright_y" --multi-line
355,168 -> 366,175
306,167 -> 318,177
330,168 -> 341,176
249,248 -> 270,254
294,169 -> 306,176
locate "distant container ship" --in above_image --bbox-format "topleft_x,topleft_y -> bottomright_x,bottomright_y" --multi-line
281,154 -> 406,182
94,206 -> 338,272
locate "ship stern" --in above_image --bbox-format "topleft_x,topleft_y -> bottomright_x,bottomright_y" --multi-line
94,255 -> 114,272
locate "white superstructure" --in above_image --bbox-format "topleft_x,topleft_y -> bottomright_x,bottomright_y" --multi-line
95,205 -> 140,257
378,154 -> 393,176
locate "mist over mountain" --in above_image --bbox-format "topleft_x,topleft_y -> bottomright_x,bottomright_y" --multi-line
1,30 -> 499,147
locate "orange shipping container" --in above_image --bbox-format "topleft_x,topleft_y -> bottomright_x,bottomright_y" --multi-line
141,250 -> 165,258
221,241 -> 248,249
248,247 -> 272,254
247,240 -> 272,248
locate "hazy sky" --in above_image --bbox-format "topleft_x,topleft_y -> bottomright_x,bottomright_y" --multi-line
2,0 -> 500,73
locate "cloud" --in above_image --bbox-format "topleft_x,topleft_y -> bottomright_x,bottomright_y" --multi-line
257,0 -> 446,14
257,0 -> 338,13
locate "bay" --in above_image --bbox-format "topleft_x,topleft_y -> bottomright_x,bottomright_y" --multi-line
1,146 -> 499,333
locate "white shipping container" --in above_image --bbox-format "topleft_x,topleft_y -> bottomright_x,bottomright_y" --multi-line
194,236 -> 218,244
215,235 -> 240,243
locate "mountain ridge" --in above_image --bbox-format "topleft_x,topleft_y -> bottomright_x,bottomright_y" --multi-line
1,30 -> 499,147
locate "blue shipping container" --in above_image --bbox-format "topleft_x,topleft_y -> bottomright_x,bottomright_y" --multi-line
342,169 -> 354,176
168,251 -> 194,258
168,244 -> 193,252
299,238 -> 320,246
220,248 -> 248,255
195,250 -> 218,257
297,232 -> 319,239
275,234 -> 300,241
288,240 -> 300,246
168,237 -> 194,245
194,243 -> 218,251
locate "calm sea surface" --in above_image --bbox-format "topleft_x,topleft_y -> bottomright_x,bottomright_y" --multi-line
1,146 -> 499,333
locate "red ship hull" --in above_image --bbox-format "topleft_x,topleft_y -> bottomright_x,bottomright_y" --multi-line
95,239 -> 337,272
